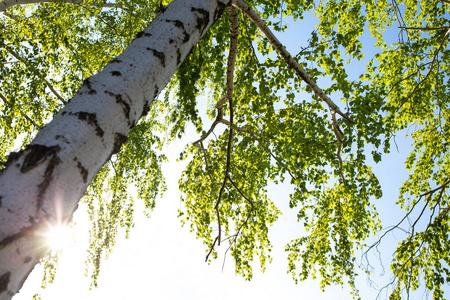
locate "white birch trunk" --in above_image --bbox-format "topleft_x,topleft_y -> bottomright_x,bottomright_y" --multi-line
0,0 -> 228,298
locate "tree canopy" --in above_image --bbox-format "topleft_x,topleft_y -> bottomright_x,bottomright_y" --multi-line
1,0 -> 450,299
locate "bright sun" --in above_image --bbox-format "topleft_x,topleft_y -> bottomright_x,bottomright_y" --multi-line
45,225 -> 73,251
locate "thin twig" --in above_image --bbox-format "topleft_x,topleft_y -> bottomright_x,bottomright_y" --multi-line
205,236 -> 219,262
399,26 -> 450,31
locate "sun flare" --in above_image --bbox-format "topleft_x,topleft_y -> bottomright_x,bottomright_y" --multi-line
45,225 -> 73,251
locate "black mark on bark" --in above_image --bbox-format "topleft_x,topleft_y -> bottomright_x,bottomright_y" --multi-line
142,101 -> 150,118
154,85 -> 159,97
135,31 -> 144,38
37,154 -> 62,208
4,151 -> 22,168
169,39 -> 174,44
104,91 -> 131,125
75,160 -> 88,183
21,145 -> 61,173
165,19 -> 190,43
110,58 -> 122,64
83,78 -> 97,95
0,196 -> 2,207
0,272 -> 10,294
157,5 -> 167,14
55,135 -> 70,144
0,224 -> 40,251
191,7 -> 210,34
72,112 -> 105,137
177,49 -> 182,65
24,256 -> 32,263
112,133 -> 128,155
214,1 -> 227,22
111,71 -> 122,77
83,78 -> 91,90
147,48 -> 166,67
144,32 -> 152,37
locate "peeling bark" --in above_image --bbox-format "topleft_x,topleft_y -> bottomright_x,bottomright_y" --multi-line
0,0 -> 229,298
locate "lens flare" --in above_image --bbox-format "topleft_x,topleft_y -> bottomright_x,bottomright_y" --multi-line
45,225 -> 73,251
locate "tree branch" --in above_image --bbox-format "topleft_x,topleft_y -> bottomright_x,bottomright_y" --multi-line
215,4 -> 239,246
205,7 -> 239,261
4,46 -> 67,104
231,0 -> 354,124
399,26 -> 450,31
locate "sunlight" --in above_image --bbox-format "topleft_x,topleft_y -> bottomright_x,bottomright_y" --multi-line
45,225 -> 73,252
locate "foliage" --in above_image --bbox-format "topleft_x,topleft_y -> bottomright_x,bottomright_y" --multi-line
1,0 -> 450,298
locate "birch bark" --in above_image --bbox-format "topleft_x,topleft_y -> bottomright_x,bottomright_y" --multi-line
0,0 -> 228,298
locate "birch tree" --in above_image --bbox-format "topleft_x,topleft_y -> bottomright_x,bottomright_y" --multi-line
1,0 -> 449,299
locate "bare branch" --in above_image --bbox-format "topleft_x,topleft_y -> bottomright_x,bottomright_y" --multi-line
219,118 -> 257,135
419,178 -> 450,198
0,92 -> 42,129
193,115 -> 223,145
5,46 -> 67,104
205,236 -> 219,262
231,0 -> 354,124
205,7 -> 239,261
399,26 -> 450,31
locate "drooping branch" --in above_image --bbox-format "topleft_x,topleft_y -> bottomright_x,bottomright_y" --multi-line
4,46 -> 67,104
214,4 -> 239,247
231,0 -> 354,124
0,92 -> 42,129
0,0 -> 124,11
204,6 -> 239,262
